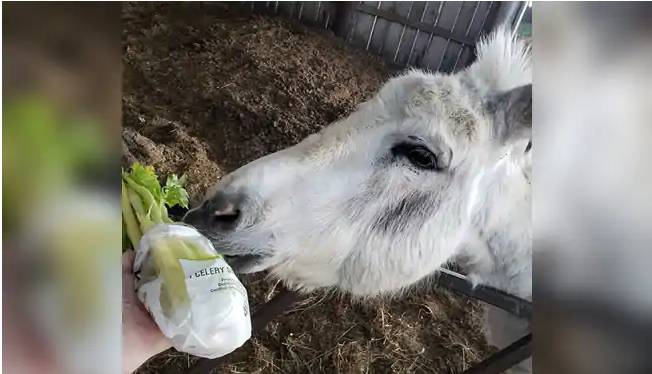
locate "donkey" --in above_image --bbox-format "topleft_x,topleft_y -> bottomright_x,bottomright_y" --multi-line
185,28 -> 532,371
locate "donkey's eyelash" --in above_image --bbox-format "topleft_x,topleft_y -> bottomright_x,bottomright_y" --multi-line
391,142 -> 423,155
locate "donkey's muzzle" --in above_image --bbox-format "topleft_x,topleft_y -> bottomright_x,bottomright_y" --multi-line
183,191 -> 245,234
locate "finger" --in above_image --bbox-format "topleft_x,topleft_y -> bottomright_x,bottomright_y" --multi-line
122,250 -> 136,273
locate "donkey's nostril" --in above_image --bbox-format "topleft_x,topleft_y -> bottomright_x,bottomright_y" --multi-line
196,191 -> 246,232
212,209 -> 240,226
209,198 -> 242,230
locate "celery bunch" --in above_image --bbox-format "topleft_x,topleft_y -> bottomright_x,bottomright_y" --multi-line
121,163 -> 189,249
121,163 -> 215,319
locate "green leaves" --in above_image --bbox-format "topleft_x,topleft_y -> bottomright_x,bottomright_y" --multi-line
121,163 -> 190,250
163,174 -> 189,209
125,163 -> 189,209
128,163 -> 163,201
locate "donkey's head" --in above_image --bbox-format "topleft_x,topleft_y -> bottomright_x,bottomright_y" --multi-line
184,29 -> 531,296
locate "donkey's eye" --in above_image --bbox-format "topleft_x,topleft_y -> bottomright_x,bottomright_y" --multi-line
392,143 -> 440,170
407,146 -> 438,169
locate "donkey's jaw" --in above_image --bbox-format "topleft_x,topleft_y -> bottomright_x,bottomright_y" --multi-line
224,253 -> 274,274
224,255 -> 267,274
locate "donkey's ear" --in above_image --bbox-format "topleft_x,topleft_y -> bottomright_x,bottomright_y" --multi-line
494,84 -> 532,146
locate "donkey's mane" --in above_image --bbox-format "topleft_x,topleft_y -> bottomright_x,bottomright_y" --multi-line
465,26 -> 532,94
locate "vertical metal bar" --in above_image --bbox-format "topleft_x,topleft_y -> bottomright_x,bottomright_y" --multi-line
324,11 -> 330,29
512,1 -> 529,37
393,1 -> 415,62
250,1 -> 254,11
421,2 -> 446,65
274,1 -> 279,14
452,2 -> 481,71
477,1 -> 494,39
365,1 -> 383,50
493,1 -> 521,30
457,2 -> 495,69
346,1 -> 363,43
407,2 -> 429,65
435,1 -> 465,72
298,2 -> 304,21
377,3 -> 395,55
316,1 -> 322,23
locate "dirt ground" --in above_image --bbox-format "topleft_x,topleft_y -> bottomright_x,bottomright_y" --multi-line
123,3 -> 491,373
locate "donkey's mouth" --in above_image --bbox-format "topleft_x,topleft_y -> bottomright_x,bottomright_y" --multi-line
223,253 -> 269,274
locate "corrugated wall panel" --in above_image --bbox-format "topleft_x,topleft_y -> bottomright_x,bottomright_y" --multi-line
242,1 -> 517,72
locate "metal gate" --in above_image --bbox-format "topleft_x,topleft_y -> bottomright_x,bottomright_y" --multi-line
244,1 -> 528,72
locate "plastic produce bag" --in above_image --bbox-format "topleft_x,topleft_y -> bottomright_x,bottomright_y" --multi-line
133,223 -> 251,358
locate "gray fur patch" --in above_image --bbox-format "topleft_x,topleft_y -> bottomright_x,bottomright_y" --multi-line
371,192 -> 434,234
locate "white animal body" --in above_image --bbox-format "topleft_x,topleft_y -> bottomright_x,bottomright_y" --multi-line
184,26 -> 532,372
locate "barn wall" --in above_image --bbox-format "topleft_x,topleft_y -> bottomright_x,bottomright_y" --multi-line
241,1 -> 526,72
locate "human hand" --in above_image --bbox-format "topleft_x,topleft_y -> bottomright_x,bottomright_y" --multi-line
122,251 -> 171,373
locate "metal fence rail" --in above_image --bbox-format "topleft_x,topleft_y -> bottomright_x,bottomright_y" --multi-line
243,1 -> 526,72
343,1 -> 498,72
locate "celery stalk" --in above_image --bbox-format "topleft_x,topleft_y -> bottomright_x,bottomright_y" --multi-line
150,238 -> 190,320
123,175 -> 163,224
127,188 -> 153,233
161,204 -> 174,223
121,181 -> 142,249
